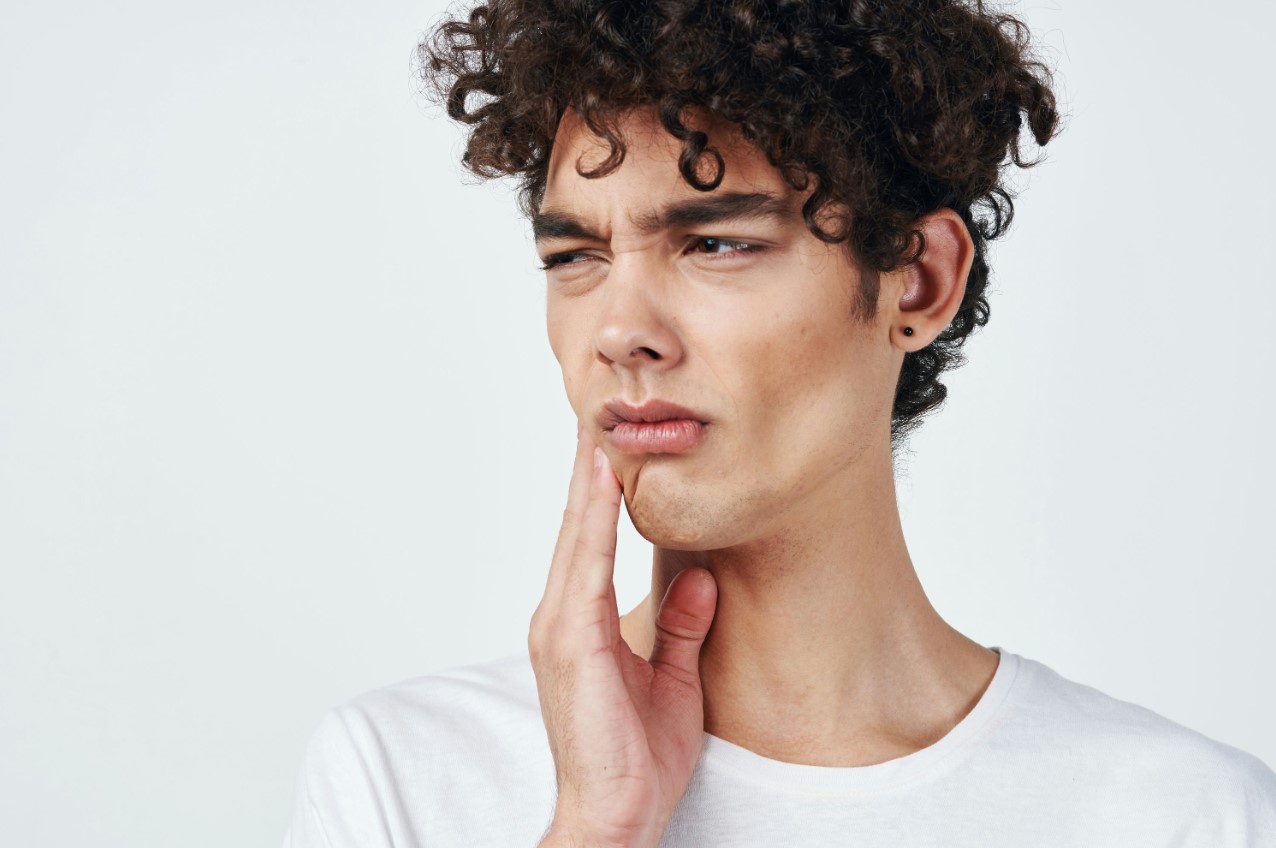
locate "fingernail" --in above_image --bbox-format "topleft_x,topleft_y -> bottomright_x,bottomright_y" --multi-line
593,447 -> 605,469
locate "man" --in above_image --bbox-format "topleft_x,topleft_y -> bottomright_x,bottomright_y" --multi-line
285,1 -> 1276,845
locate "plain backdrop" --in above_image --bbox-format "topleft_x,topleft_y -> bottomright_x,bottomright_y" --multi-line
1,0 -> 1273,845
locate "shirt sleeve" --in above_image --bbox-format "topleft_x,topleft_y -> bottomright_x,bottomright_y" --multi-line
1229,750 -> 1276,845
281,707 -> 397,848
282,793 -> 337,848
1177,744 -> 1276,846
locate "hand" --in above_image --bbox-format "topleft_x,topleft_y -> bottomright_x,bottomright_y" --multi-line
529,425 -> 718,848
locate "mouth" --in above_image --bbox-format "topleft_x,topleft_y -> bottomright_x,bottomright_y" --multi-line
597,399 -> 710,455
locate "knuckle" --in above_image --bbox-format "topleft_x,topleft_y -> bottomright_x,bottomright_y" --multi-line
528,609 -> 570,666
527,632 -> 543,664
656,607 -> 707,642
528,613 -> 548,660
572,523 -> 615,561
528,627 -> 550,665
559,507 -> 578,534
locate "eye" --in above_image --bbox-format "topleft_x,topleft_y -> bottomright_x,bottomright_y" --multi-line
537,252 -> 593,271
686,237 -> 761,257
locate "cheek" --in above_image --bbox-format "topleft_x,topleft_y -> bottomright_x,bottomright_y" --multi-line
751,316 -> 856,406
795,327 -> 892,471
545,301 -> 569,364
741,316 -> 877,461
558,356 -> 589,419
547,305 -> 594,413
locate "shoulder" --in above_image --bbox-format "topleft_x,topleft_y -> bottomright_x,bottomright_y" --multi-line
1002,651 -> 1276,842
284,650 -> 552,847
1014,653 -> 1271,772
304,649 -> 544,775
326,649 -> 541,738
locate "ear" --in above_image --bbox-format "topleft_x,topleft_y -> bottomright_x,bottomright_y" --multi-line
886,208 -> 975,351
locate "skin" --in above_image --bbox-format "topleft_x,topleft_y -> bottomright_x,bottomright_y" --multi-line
528,107 -> 999,847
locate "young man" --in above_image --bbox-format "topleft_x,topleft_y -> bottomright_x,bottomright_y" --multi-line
285,2 -> 1276,845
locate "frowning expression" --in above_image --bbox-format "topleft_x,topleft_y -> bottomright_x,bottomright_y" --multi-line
539,108 -> 901,550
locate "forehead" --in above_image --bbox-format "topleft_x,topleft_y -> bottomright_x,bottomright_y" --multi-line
541,107 -> 794,215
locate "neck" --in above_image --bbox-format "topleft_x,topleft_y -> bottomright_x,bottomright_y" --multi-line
619,447 -> 997,767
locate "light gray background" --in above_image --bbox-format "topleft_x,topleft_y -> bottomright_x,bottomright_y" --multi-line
1,1 -> 1272,845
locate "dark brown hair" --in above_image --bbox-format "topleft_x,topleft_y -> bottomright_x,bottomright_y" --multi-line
418,0 -> 1060,451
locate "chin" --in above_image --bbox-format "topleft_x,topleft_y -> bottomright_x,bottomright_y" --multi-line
623,486 -> 749,551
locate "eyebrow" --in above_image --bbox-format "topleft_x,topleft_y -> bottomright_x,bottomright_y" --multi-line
531,191 -> 793,243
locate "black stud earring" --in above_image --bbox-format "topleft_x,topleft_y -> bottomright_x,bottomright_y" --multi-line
903,326 -> 914,336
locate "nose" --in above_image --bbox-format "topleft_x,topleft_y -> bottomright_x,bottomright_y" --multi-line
592,253 -> 684,374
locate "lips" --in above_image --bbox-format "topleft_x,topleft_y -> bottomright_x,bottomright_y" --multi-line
597,399 -> 710,455
598,399 -> 709,430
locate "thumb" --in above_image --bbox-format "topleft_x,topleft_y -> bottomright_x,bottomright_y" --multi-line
649,567 -> 718,688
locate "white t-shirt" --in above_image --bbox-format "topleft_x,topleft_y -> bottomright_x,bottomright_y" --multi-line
283,646 -> 1276,847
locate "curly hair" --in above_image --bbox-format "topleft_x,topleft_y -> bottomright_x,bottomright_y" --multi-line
417,0 -> 1060,452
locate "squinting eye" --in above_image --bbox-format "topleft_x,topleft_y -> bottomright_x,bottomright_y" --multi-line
537,253 -> 590,271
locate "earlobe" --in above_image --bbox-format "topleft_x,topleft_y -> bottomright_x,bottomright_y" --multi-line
892,209 -> 975,350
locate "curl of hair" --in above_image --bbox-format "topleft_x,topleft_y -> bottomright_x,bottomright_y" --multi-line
419,0 -> 1060,452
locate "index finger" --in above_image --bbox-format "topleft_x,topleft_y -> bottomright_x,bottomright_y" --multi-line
538,423 -> 602,614
561,445 -> 623,603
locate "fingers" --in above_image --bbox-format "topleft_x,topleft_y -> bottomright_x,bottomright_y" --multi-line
530,437 -> 624,681
648,568 -> 718,690
538,423 -> 599,615
562,446 -> 623,602
563,423 -> 595,531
